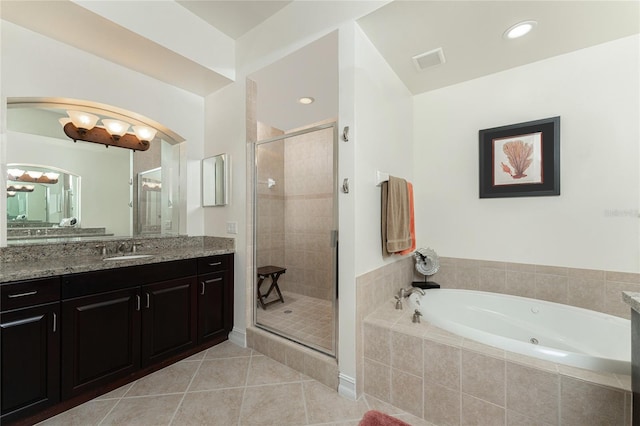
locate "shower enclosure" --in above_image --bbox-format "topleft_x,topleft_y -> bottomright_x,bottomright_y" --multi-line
253,123 -> 338,356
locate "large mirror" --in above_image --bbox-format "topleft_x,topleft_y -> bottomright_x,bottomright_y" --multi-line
3,98 -> 185,245
202,154 -> 228,206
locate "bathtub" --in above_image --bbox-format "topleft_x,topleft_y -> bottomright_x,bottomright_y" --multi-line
408,289 -> 631,375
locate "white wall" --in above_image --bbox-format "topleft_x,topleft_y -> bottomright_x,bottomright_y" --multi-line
334,22 -> 414,392
204,81 -> 247,335
353,24 -> 414,276
1,20 -> 205,237
413,35 -> 640,273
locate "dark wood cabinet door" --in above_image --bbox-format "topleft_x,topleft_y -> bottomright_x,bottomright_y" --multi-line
61,287 -> 140,399
1,303 -> 60,423
141,277 -> 197,367
197,271 -> 229,344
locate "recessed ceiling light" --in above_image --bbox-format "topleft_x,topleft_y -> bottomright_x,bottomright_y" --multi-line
503,20 -> 537,39
298,97 -> 315,105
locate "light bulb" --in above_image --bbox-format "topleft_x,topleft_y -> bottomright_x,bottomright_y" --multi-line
133,125 -> 158,142
67,110 -> 99,130
102,119 -> 130,138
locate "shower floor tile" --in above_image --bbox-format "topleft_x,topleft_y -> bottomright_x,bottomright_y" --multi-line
256,291 -> 334,352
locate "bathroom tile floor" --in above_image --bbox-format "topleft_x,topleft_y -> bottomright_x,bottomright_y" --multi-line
37,340 -> 433,426
256,291 -> 334,352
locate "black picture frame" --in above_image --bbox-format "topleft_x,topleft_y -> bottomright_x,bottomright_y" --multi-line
479,116 -> 560,198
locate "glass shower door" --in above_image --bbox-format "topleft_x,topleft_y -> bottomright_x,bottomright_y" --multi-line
254,123 -> 338,356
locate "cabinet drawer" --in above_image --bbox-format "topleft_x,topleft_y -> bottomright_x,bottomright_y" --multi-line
197,254 -> 231,274
1,277 -> 60,311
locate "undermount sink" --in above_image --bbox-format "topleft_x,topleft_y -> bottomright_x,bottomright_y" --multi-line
103,254 -> 154,261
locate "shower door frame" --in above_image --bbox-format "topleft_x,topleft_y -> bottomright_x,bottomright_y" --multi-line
252,121 -> 339,357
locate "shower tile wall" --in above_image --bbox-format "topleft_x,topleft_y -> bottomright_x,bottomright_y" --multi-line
256,129 -> 285,270
283,127 -> 334,300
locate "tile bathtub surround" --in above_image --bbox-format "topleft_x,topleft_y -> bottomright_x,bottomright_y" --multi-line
362,304 -> 632,426
37,340 -> 434,426
423,257 -> 640,320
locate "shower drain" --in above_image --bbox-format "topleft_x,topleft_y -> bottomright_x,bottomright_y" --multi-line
530,337 -> 539,345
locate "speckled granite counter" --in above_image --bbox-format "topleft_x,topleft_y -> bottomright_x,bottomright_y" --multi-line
0,236 -> 234,283
623,291 -> 640,314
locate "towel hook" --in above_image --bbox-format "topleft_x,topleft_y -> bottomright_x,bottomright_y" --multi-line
342,126 -> 349,142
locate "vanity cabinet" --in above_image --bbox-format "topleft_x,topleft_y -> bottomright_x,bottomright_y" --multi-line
60,259 -> 197,399
0,277 -> 61,424
197,254 -> 233,344
61,287 -> 141,399
1,253 -> 233,424
141,276 -> 197,367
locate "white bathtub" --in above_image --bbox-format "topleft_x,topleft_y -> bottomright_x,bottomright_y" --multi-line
408,289 -> 631,375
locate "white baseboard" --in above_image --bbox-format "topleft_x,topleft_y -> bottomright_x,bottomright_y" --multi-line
338,373 -> 357,400
228,327 -> 246,348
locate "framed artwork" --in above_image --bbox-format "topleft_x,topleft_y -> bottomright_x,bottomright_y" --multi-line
479,116 -> 560,198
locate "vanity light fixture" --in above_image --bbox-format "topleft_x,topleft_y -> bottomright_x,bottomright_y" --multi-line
7,169 -> 59,184
59,110 -> 156,151
7,184 -> 35,193
503,20 -> 537,39
298,97 -> 315,105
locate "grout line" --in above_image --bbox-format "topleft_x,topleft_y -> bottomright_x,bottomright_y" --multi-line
167,347 -> 207,425
300,380 -> 310,425
236,349 -> 254,426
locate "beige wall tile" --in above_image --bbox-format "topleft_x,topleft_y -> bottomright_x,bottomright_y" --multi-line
479,267 -> 506,293
535,274 -> 567,304
455,266 -> 480,290
566,277 -> 605,312
461,394 -> 505,426
606,271 -> 640,284
505,362 -> 559,424
391,368 -> 423,418
506,410 -> 555,426
364,358 -> 391,402
391,330 -> 423,377
364,322 -> 391,365
560,376 -> 626,425
423,340 -> 461,390
505,270 -> 536,298
424,381 -> 461,426
461,351 -> 505,406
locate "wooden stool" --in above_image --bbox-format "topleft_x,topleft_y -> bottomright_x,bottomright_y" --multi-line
257,265 -> 286,309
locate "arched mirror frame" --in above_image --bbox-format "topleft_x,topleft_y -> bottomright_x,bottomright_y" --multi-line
2,97 -> 186,246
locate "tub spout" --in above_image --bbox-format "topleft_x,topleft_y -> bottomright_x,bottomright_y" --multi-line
412,309 -> 422,323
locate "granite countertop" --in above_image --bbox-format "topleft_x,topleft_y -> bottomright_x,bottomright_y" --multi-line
622,291 -> 640,314
0,236 -> 234,284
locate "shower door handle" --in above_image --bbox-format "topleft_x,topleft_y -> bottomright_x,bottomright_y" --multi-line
330,230 -> 338,248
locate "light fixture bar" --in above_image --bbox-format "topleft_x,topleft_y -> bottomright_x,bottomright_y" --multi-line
62,122 -> 150,151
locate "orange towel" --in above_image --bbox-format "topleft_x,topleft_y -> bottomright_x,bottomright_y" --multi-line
399,182 -> 415,255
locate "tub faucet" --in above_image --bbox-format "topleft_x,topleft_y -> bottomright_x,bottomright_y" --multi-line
412,309 -> 422,323
398,286 -> 425,299
394,296 -> 403,310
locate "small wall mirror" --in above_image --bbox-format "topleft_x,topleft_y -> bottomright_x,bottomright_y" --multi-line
202,154 -> 228,206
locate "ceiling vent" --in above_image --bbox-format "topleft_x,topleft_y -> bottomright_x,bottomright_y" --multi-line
412,48 -> 446,71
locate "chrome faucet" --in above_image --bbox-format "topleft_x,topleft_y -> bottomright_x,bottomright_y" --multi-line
412,309 -> 422,323
117,241 -> 129,254
395,286 -> 425,310
399,286 -> 425,299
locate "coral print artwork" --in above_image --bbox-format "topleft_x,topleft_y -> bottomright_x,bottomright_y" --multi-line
493,132 -> 543,186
